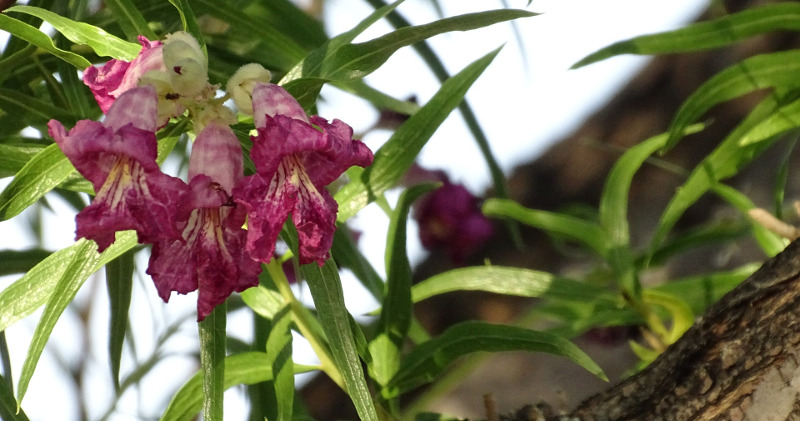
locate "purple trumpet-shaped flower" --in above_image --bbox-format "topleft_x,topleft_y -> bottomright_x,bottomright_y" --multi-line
48,86 -> 188,251
234,83 -> 374,266
414,179 -> 494,264
83,36 -> 165,113
147,121 -> 260,321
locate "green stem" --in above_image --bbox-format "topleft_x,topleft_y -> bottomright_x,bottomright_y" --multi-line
199,302 -> 227,421
267,259 -> 345,388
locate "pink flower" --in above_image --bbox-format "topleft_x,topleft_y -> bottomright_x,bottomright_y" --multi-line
48,86 -> 188,251
234,83 -> 374,266
83,36 -> 166,113
147,122 -> 260,320
415,180 -> 494,264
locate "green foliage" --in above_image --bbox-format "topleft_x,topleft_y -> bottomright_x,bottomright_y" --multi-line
3,1 -> 798,420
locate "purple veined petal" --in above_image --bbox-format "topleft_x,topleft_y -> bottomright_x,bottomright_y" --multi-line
251,82 -> 308,127
147,177 -> 260,321
104,85 -> 159,133
233,169 -> 295,264
290,164 -> 338,266
83,36 -> 165,113
249,114 -> 327,177
304,116 -> 374,186
188,121 -> 243,195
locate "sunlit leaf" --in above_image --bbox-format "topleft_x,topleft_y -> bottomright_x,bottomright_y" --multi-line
0,14 -> 91,68
573,3 -> 800,68
335,48 -> 501,221
266,305 -> 294,421
7,5 -> 139,59
389,322 -> 607,393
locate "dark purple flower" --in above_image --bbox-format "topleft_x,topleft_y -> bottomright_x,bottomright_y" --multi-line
83,36 -> 165,113
147,121 -> 260,320
415,181 -> 494,263
48,86 -> 188,251
234,83 -> 374,266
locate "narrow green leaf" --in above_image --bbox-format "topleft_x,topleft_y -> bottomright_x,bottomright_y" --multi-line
331,227 -> 385,300
411,266 -> 614,304
103,0 -> 158,41
0,232 -> 136,333
739,97 -> 800,146
0,88 -> 76,127
106,249 -> 135,392
0,144 -> 80,221
167,0 -> 205,55
294,251 -> 377,420
711,183 -> 786,257
482,198 -> 609,257
0,144 -> 45,178
665,51 -> 800,150
0,373 -> 28,421
282,9 -> 534,108
198,303 -> 226,421
653,264 -> 758,315
7,5 -> 139,60
389,321 -> 606,393
599,124 -> 706,249
160,352 -> 316,421
266,305 -> 294,421
649,93 -> 786,255
335,48 -> 501,221
55,47 -> 94,120
241,285 -> 284,320
16,233 -> 136,404
573,3 -> 800,68
370,184 -> 437,395
0,14 -> 91,68
0,249 -> 51,276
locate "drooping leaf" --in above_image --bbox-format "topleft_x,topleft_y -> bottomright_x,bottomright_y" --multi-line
664,51 -> 800,150
160,352 -> 316,421
0,249 -> 51,276
389,321 -> 606,393
573,3 -> 800,68
0,373 -> 28,421
370,183 -> 437,395
106,249 -> 135,392
482,198 -> 609,257
198,303 -> 226,421
7,5 -> 140,59
335,48 -> 501,221
0,14 -> 91,68
266,305 -> 294,421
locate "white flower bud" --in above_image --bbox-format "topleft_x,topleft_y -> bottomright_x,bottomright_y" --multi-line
226,63 -> 272,115
162,32 -> 208,98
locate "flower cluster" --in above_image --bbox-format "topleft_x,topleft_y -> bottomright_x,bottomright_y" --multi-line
49,32 -> 374,320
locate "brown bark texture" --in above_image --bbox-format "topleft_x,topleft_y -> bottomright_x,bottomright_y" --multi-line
567,238 -> 800,421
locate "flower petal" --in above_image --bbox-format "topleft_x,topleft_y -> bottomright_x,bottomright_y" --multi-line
188,121 -> 243,194
252,82 -> 308,127
234,169 -> 294,264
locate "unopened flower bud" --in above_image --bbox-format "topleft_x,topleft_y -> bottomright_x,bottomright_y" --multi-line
226,63 -> 272,115
162,32 -> 207,98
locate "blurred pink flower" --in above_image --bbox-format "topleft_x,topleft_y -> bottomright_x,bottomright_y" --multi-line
414,179 -> 494,263
48,86 -> 188,251
147,122 -> 260,320
234,83 -> 373,266
83,36 -> 165,113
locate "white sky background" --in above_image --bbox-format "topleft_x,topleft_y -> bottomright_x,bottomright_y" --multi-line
0,0 -> 709,420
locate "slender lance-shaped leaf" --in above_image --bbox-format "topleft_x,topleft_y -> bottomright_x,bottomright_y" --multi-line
0,144 -> 46,178
365,0 -> 523,246
106,249 -> 135,392
282,8 -> 534,109
160,352 -> 316,421
0,249 -> 51,276
389,321 -> 607,393
739,96 -> 800,146
104,0 -> 158,41
648,92 -> 786,255
16,234 -> 136,405
7,5 -> 139,59
283,225 -> 377,421
370,184 -> 437,395
664,50 -> 800,150
198,303 -> 226,421
0,14 -> 91,68
167,0 -> 205,55
0,231 -> 136,332
266,305 -> 294,421
0,88 -> 76,127
599,124 -> 706,250
573,3 -> 800,68
335,48 -> 501,221
0,374 -> 28,421
482,198 -> 609,258
411,266 -> 615,304
0,143 -> 80,221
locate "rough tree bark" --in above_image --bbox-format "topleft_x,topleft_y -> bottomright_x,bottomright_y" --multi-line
565,238 -> 800,421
